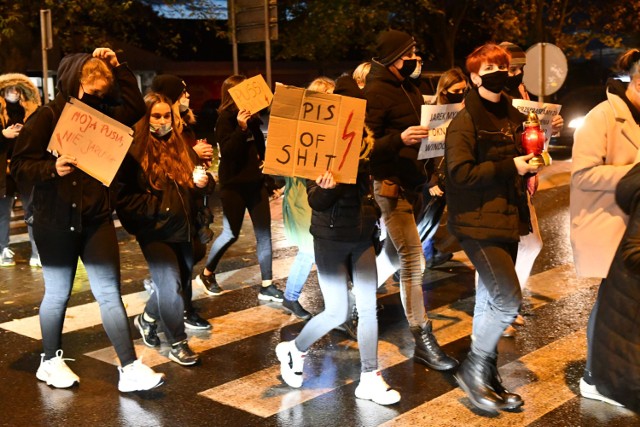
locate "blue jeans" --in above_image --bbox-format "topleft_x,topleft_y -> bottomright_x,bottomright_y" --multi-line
461,239 -> 521,357
0,196 -> 11,250
141,240 -> 192,345
205,184 -> 272,280
284,250 -> 314,301
35,220 -> 136,366
295,237 -> 379,372
373,180 -> 426,328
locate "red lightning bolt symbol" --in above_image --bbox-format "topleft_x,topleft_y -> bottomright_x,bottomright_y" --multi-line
338,110 -> 355,170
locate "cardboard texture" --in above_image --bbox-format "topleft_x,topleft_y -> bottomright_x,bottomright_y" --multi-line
511,99 -> 562,147
46,97 -> 133,186
418,103 -> 463,160
264,85 -> 366,184
228,74 -> 274,115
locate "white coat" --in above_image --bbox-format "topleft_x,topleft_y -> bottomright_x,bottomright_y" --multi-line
570,87 -> 640,278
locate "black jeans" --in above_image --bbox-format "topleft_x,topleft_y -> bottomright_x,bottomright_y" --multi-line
140,240 -> 193,345
460,239 -> 522,357
35,220 -> 136,366
204,184 -> 272,280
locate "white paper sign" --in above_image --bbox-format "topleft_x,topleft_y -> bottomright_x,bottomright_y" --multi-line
511,99 -> 562,147
46,97 -> 133,186
418,103 -> 463,160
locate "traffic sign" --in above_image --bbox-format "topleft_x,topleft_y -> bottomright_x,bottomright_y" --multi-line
523,43 -> 568,99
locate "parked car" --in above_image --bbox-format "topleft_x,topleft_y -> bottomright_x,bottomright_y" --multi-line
551,85 -> 607,147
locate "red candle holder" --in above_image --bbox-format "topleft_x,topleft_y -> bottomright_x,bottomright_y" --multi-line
521,112 -> 551,166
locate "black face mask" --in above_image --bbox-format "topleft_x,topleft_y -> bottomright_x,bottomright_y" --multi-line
505,73 -> 524,91
81,93 -> 104,110
480,70 -> 509,94
445,92 -> 465,104
399,59 -> 420,79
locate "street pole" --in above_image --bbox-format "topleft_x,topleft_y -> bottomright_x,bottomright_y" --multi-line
40,10 -> 53,102
230,0 -> 238,75
539,43 -> 545,102
264,0 -> 272,88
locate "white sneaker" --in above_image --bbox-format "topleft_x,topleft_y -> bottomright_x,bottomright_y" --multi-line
29,255 -> 42,268
275,341 -> 306,388
118,359 -> 165,392
1,247 -> 15,267
355,370 -> 400,405
579,378 -> 624,407
36,350 -> 80,388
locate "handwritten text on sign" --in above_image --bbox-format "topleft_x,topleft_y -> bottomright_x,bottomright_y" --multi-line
228,74 -> 274,115
46,97 -> 133,186
263,85 -> 366,184
418,103 -> 463,160
511,99 -> 562,147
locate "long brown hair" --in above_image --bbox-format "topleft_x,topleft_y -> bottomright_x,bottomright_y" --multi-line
218,74 -> 246,113
134,92 -> 195,190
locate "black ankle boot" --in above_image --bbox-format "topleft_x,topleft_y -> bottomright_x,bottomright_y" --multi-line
488,355 -> 523,410
410,321 -> 458,371
453,350 -> 506,412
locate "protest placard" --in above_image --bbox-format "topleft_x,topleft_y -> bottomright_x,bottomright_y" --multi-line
263,84 -> 366,184
511,99 -> 562,146
46,97 -> 133,186
418,103 -> 463,160
228,74 -> 274,115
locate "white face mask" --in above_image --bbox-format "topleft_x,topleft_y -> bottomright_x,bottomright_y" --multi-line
5,93 -> 19,103
179,96 -> 190,113
150,123 -> 172,137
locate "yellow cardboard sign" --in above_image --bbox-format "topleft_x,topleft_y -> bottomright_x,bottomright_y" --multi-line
228,74 -> 273,115
263,85 -> 366,184
46,97 -> 133,186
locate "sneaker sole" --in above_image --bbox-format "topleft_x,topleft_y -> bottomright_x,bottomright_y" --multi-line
0,263 -> 15,267
134,316 -> 160,348
354,386 -> 401,405
119,375 -> 165,393
275,343 -> 302,388
36,370 -> 79,388
184,321 -> 213,330
579,378 -> 624,407
168,352 -> 199,366
195,276 -> 224,296
258,293 -> 284,302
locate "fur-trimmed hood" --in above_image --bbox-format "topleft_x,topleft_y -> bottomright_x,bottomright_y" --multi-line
0,73 -> 41,123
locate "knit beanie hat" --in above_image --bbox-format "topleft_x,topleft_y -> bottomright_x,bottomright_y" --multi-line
375,30 -> 416,66
151,74 -> 186,104
500,42 -> 526,66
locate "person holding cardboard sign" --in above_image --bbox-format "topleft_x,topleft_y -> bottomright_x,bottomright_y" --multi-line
196,75 -> 283,302
365,29 -> 458,372
11,47 -> 164,392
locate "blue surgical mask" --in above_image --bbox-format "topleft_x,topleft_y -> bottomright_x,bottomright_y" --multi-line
150,123 -> 172,137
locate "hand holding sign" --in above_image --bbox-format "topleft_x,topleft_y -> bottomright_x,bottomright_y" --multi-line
228,75 -> 273,115
55,154 -> 77,177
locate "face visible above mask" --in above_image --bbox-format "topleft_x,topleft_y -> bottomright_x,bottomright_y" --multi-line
505,74 -> 524,92
179,97 -> 190,113
399,59 -> 422,79
479,70 -> 509,94
4,93 -> 19,103
150,123 -> 172,137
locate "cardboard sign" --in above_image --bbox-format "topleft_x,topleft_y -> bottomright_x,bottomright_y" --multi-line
263,84 -> 366,184
46,97 -> 133,186
228,74 -> 273,115
511,99 -> 562,146
418,103 -> 463,159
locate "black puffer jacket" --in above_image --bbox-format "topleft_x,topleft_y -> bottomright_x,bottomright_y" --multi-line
215,108 -> 265,188
445,88 -> 529,242
10,54 -> 145,232
591,162 -> 640,412
307,170 -> 379,243
364,60 -> 428,191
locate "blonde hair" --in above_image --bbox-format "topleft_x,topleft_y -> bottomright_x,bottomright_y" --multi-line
352,62 -> 371,88
80,58 -> 114,89
307,76 -> 335,94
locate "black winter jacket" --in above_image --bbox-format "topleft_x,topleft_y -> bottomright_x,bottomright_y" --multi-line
445,88 -> 529,242
307,170 -> 379,243
10,55 -> 145,233
364,61 -> 428,191
215,108 -> 265,189
591,162 -> 640,411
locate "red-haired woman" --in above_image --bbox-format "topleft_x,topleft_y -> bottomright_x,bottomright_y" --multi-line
445,43 -> 539,412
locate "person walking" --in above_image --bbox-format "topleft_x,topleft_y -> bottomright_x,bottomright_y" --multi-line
445,43 -> 539,412
364,29 -> 457,371
10,47 -> 164,392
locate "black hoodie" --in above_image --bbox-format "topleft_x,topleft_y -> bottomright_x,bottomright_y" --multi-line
10,53 -> 145,233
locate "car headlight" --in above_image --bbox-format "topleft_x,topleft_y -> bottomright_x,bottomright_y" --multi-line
568,116 -> 585,129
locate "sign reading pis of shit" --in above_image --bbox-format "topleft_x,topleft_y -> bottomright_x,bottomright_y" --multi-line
263,84 -> 366,184
46,97 -> 133,186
